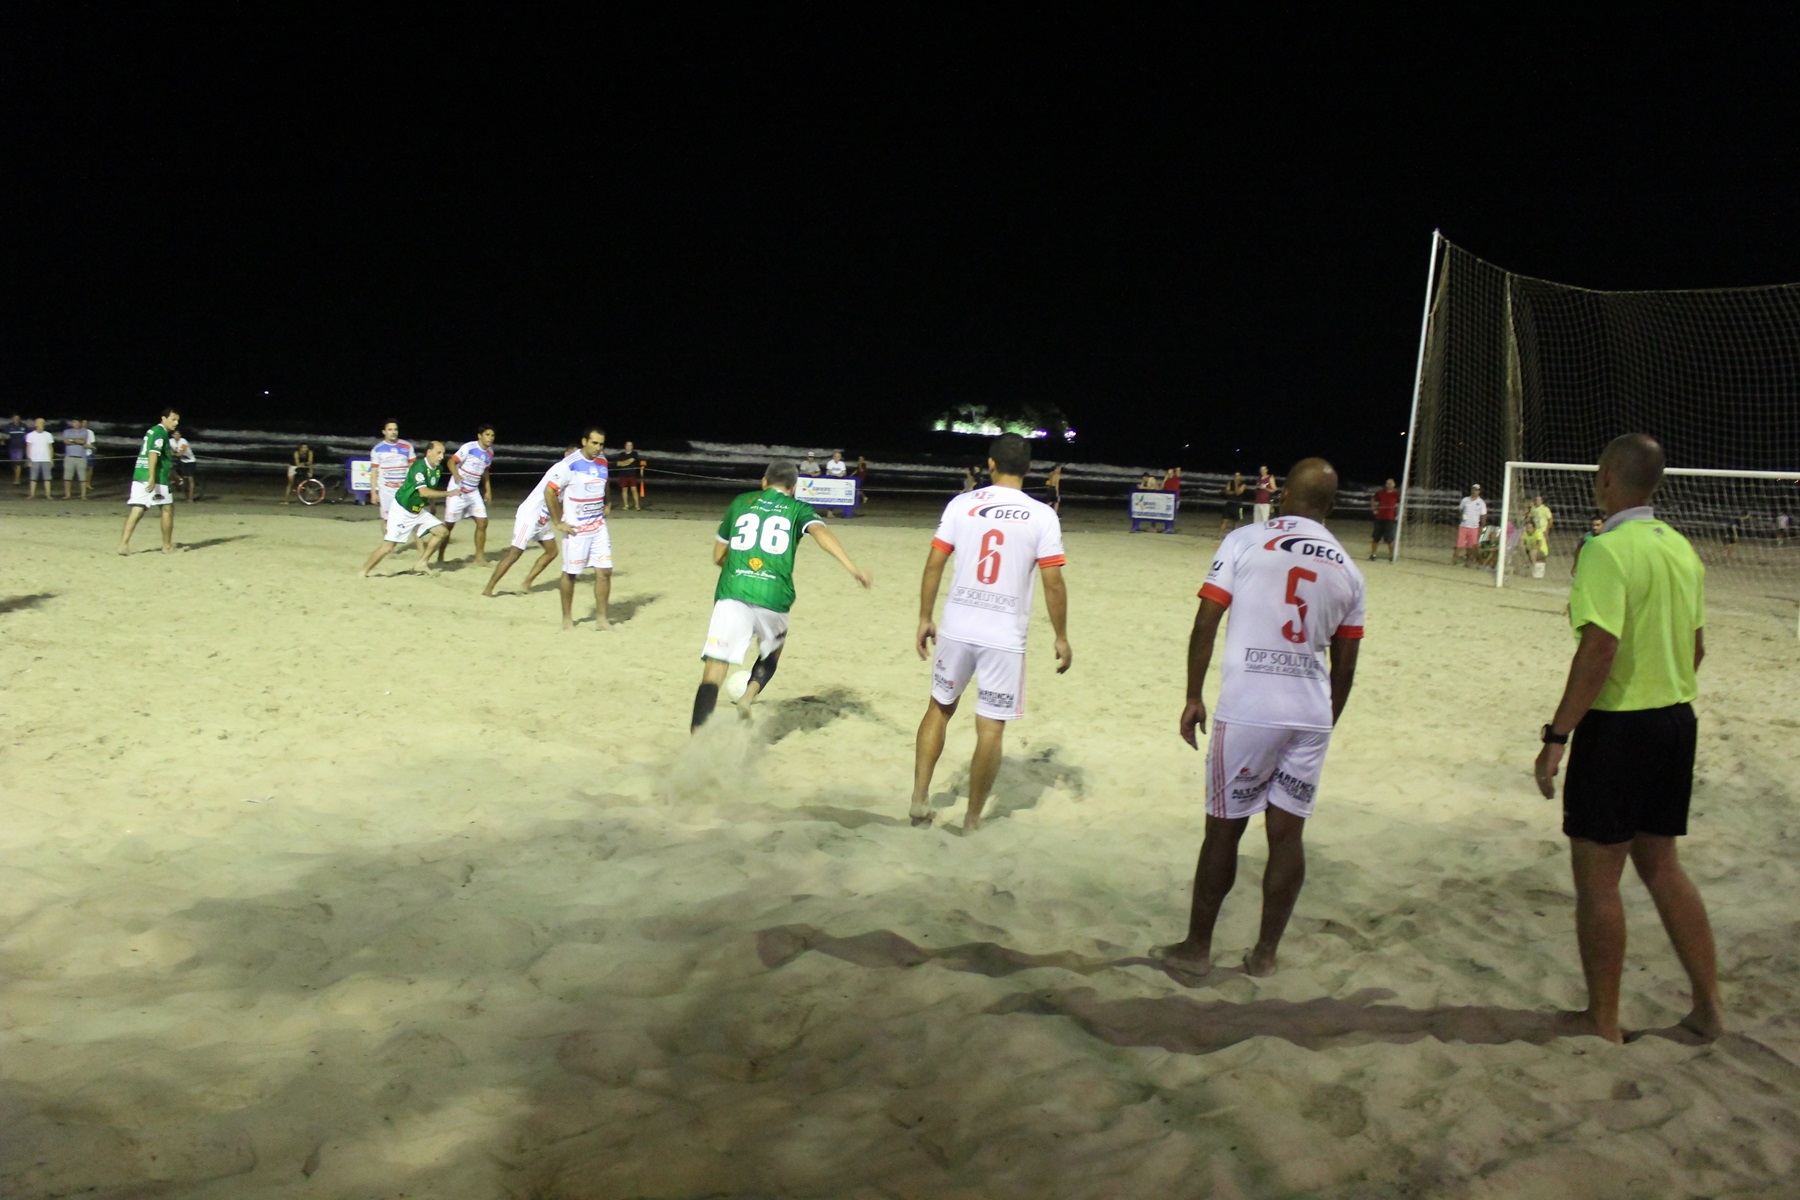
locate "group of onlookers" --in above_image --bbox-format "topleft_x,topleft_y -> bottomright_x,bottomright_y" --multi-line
6,414 -> 98,500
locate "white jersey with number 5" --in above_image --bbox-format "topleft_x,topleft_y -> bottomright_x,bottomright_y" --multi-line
1202,516 -> 1365,732
931,485 -> 1066,652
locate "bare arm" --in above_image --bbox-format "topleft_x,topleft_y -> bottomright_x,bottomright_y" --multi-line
1179,598 -> 1228,748
806,522 -> 873,589
546,487 -> 571,534
1328,635 -> 1360,725
1694,626 -> 1705,672
1039,564 -> 1071,673
712,538 -> 727,567
915,545 -> 950,658
1535,622 -> 1620,798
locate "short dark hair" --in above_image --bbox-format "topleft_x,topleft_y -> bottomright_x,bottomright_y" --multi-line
582,425 -> 605,441
989,432 -> 1032,477
765,460 -> 799,489
476,423 -> 495,436
160,407 -> 180,420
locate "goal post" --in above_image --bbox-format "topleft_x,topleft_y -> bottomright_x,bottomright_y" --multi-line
1400,234 -> 1800,633
1496,460 -> 1800,635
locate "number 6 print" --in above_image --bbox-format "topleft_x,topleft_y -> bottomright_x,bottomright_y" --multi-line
976,528 -> 1005,584
730,513 -> 794,554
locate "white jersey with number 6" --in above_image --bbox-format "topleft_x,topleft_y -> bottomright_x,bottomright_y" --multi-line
931,485 -> 1066,653
1201,516 -> 1366,732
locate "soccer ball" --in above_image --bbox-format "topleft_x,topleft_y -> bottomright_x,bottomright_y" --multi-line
725,670 -> 753,702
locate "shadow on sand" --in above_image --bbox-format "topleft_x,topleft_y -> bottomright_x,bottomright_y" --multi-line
0,592 -> 56,614
183,535 -> 255,551
756,923 -> 1563,1052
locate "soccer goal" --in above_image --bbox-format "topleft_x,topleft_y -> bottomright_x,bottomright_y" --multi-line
1398,233 -> 1800,632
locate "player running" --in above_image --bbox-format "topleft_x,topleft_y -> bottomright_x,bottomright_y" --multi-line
368,421 -> 415,522
360,440 -> 453,576
1157,458 -> 1364,977
910,433 -> 1071,833
482,444 -> 580,596
545,427 -> 614,629
690,459 -> 873,731
437,424 -> 497,564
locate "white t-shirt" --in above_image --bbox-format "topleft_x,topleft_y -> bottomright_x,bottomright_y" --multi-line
517,450 -> 581,521
931,485 -> 1066,652
1458,496 -> 1488,528
174,436 -> 196,464
370,439 -> 415,490
1201,515 -> 1366,732
825,457 -> 847,477
25,430 -> 55,462
545,454 -> 609,533
451,440 -> 494,491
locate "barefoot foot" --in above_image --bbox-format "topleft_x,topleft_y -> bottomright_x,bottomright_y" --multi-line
1150,942 -> 1213,979
1243,943 -> 1279,977
1679,1004 -> 1726,1041
1553,1009 -> 1624,1044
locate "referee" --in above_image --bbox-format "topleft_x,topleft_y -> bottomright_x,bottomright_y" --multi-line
1534,433 -> 1723,1044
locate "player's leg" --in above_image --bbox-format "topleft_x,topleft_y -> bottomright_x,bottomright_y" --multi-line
909,697 -> 957,825
361,538 -> 397,575
592,567 -> 612,630
158,499 -> 175,551
1562,837 -> 1631,1043
559,571 -> 578,629
482,546 -> 524,595
1629,834 -> 1724,1039
738,648 -> 781,713
693,601 -> 755,731
435,521 -> 456,562
472,516 -> 489,563
736,610 -> 789,711
911,637 -> 975,826
418,524 -> 449,570
118,504 -> 145,552
691,656 -> 731,730
523,540 -> 558,589
963,715 -> 1006,832
1247,806 -> 1307,976
559,531 -> 588,628
1158,814 -> 1251,976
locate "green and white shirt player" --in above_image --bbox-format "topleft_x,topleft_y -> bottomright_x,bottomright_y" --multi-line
118,408 -> 183,555
691,463 -> 874,730
361,440 -> 453,576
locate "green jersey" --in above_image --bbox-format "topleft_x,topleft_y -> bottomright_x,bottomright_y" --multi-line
394,459 -> 444,513
714,488 -> 823,613
133,424 -> 173,484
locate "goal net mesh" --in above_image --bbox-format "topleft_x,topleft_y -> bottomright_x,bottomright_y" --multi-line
1402,237 -> 1800,622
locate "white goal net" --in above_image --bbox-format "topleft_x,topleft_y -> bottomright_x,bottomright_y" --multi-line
1400,234 -> 1800,629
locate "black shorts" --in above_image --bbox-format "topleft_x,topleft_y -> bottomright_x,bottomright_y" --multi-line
1372,518 -> 1398,544
1562,703 -> 1697,844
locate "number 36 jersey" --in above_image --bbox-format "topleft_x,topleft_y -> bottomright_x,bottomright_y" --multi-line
1202,516 -> 1366,731
932,486 -> 1066,653
715,489 -> 825,613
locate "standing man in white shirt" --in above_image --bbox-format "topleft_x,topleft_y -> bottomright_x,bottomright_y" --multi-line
437,424 -> 497,565
368,421 -> 415,522
24,418 -> 56,500
545,427 -> 613,630
910,433 -> 1072,832
1158,458 -> 1365,977
172,431 -> 199,502
482,444 -> 580,596
1454,483 -> 1488,567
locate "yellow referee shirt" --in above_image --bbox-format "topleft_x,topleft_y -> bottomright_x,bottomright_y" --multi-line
1568,513 -> 1705,712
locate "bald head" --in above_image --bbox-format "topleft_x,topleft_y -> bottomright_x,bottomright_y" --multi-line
1599,433 -> 1665,501
1279,457 -> 1339,520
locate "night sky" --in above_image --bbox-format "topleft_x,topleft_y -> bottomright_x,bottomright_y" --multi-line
7,9 -> 1798,481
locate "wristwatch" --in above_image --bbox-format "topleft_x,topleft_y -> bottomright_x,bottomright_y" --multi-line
1540,724 -> 1569,745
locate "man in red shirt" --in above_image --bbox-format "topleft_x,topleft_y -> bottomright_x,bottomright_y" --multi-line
1253,466 -> 1278,523
1370,477 -> 1400,561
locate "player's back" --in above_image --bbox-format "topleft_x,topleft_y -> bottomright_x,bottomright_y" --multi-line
1203,516 -> 1365,731
715,488 -> 822,613
933,486 -> 1066,652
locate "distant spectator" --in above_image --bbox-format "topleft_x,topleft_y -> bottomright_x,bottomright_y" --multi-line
825,450 -> 847,478
613,440 -> 644,510
856,455 -> 869,507
25,418 -> 56,500
7,413 -> 28,485
283,443 -> 316,504
1138,472 -> 1160,490
1778,511 -> 1791,543
1370,477 -> 1400,561
962,465 -> 981,493
1045,463 -> 1063,512
800,452 -> 821,476
62,418 -> 95,501
1220,472 -> 1247,535
172,432 -> 199,502
1454,483 -> 1488,567
1253,466 -> 1278,523
1163,467 -> 1182,495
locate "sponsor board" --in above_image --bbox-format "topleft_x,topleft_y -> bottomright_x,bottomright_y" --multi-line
795,477 -> 857,509
1129,490 -> 1177,520
347,457 -> 373,493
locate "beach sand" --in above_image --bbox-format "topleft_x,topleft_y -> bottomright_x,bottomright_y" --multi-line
2,489 -> 1797,1198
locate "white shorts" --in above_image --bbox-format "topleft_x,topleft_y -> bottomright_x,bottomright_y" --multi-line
562,526 -> 613,573
128,482 -> 172,507
446,489 -> 488,522
1205,719 -> 1331,820
702,598 -> 789,664
930,635 -> 1026,721
377,484 -> 401,518
384,505 -> 444,544
511,505 -> 554,550
1253,503 -> 1272,523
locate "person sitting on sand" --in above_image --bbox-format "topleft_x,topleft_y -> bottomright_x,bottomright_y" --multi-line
1158,457 -> 1364,977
